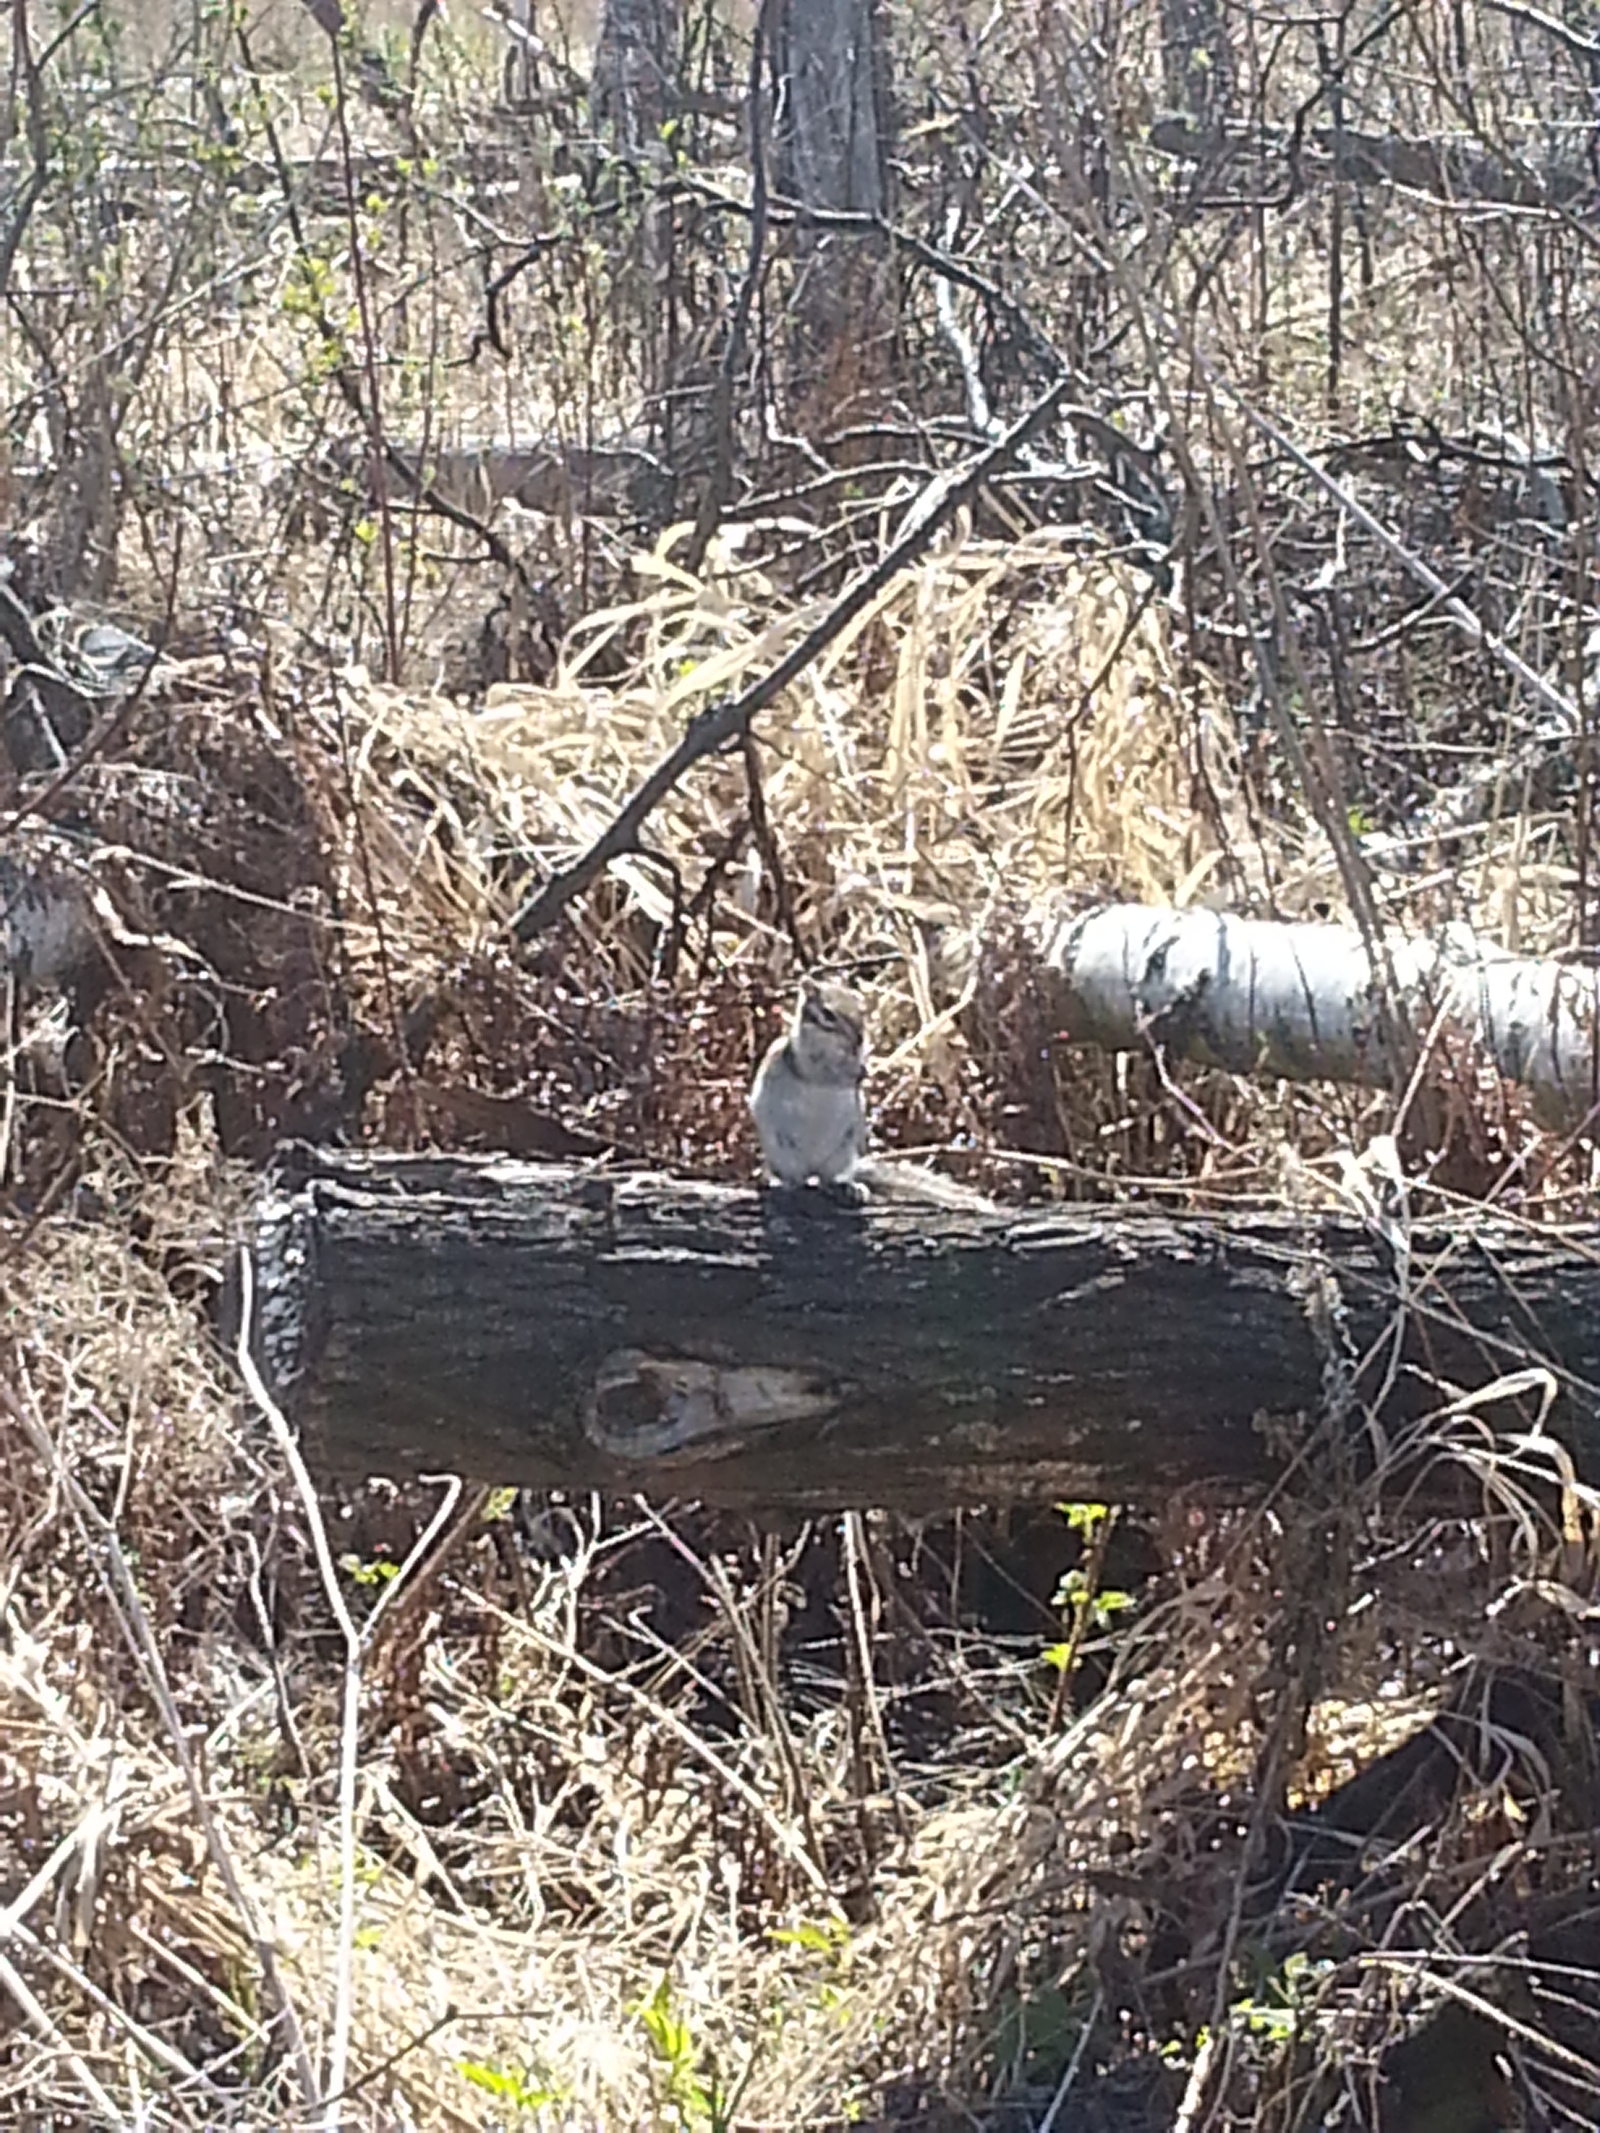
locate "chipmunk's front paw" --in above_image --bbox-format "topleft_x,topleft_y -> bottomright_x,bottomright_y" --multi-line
758,1174 -> 868,1215
819,1176 -> 869,1209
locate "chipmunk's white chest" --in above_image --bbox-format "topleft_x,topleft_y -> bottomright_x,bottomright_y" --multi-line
749,1043 -> 865,1186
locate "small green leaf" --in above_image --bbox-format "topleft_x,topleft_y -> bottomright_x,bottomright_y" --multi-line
1056,1501 -> 1109,1534
769,1916 -> 851,1959
339,1551 -> 398,1584
457,2058 -> 565,2110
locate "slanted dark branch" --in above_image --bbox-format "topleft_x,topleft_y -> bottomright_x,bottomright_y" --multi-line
507,370 -> 1079,943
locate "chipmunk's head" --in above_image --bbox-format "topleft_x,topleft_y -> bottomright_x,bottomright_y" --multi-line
789,978 -> 866,1083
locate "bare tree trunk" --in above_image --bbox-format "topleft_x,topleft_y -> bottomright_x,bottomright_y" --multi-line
591,0 -> 676,151
1159,0 -> 1233,127
772,0 -> 887,219
242,1150 -> 1600,1511
770,0 -> 895,411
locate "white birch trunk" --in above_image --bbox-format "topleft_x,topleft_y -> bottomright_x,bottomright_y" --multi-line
1039,902 -> 1600,1122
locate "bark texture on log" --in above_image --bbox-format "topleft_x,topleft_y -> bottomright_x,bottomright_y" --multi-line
243,1149 -> 1600,1510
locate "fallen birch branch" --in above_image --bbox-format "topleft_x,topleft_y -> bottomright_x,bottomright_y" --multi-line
1041,903 -> 1600,1122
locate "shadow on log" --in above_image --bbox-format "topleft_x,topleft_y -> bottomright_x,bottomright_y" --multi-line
238,1149 -> 1600,1511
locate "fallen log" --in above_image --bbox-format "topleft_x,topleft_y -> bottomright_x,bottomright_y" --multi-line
1042,902 -> 1600,1124
239,1149 -> 1600,1512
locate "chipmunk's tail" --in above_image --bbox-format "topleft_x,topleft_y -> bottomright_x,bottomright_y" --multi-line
853,1157 -> 998,1213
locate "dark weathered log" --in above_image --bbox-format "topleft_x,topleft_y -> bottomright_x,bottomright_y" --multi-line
242,1149 -> 1600,1511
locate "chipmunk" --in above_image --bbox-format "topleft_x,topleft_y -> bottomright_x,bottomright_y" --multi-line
749,978 -> 867,1187
749,979 -> 996,1209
